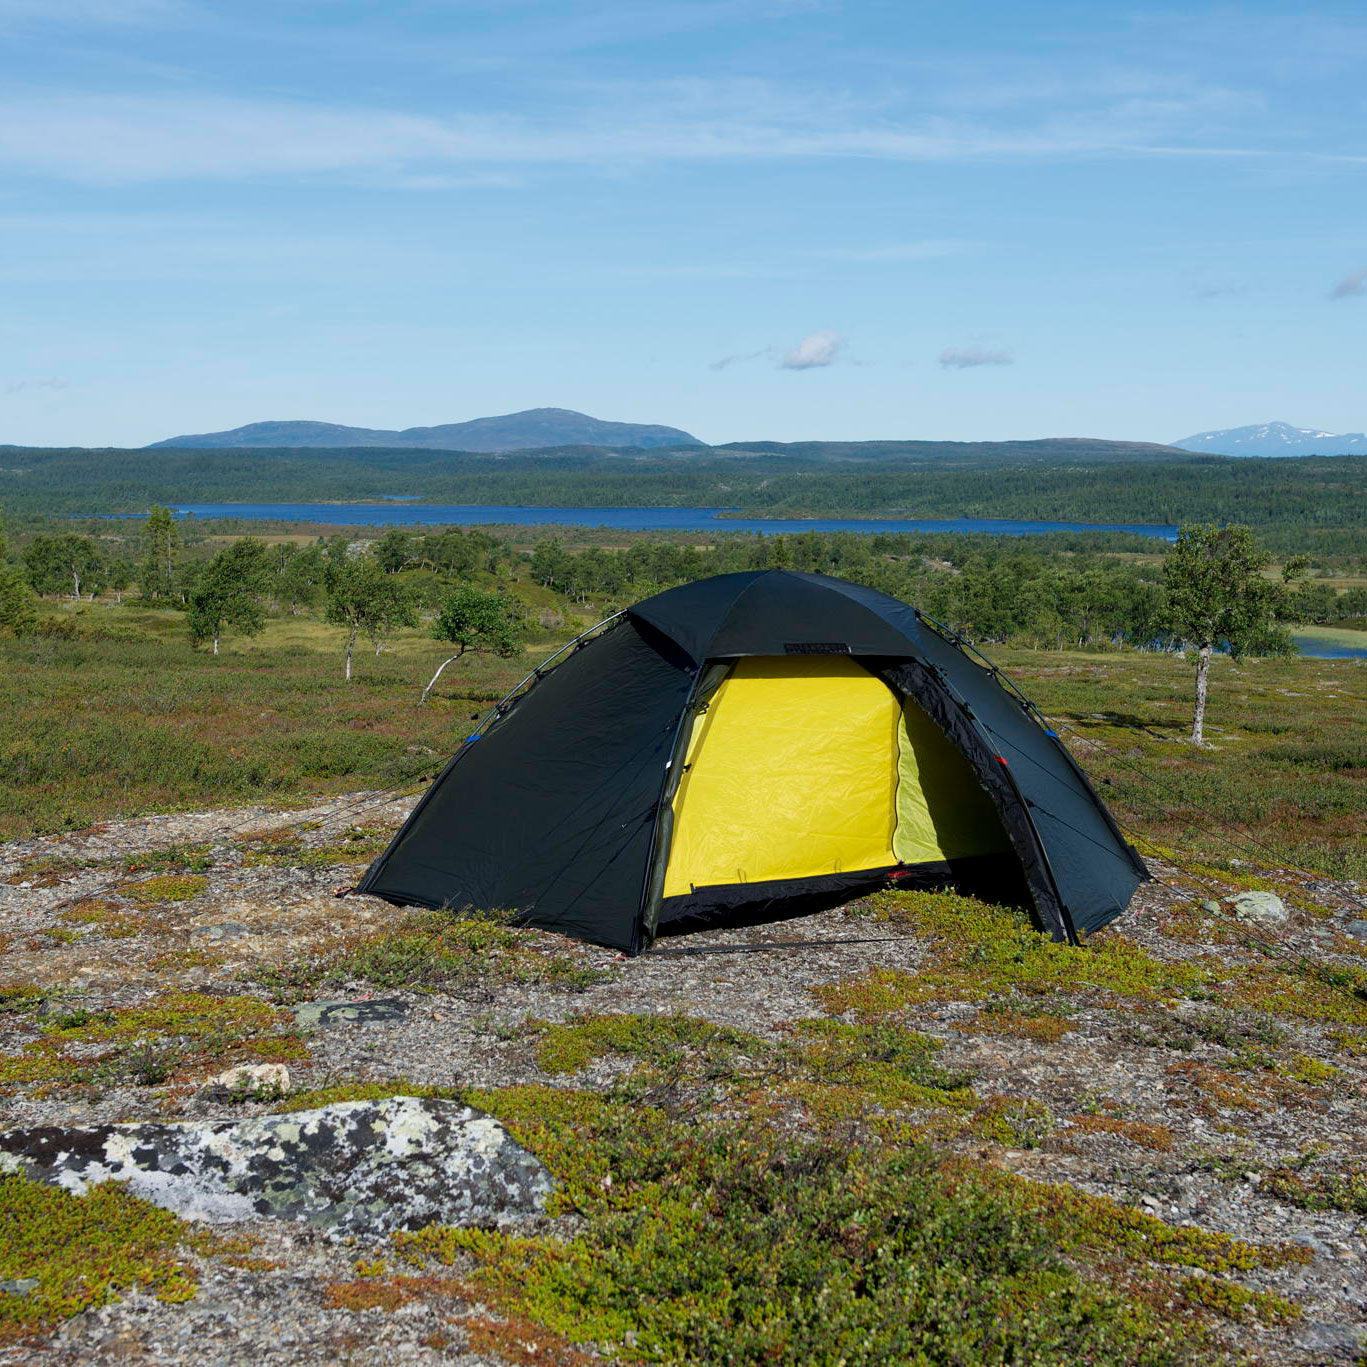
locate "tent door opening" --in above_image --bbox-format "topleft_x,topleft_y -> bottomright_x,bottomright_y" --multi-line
656,656 -> 1017,928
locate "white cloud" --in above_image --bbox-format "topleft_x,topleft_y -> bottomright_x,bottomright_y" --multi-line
1329,269 -> 1367,299
939,346 -> 1013,369
781,331 -> 843,370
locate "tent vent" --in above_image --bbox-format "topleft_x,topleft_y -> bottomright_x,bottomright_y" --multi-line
784,641 -> 850,654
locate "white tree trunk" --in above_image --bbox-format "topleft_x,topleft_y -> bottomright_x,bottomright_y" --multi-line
212,632 -> 220,656
71,570 -> 81,600
420,652 -> 465,705
1191,642 -> 1212,746
345,626 -> 356,681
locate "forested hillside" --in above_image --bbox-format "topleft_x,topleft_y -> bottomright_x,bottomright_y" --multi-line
2,445 -> 1364,554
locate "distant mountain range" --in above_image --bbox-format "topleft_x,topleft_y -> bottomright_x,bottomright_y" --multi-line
1172,421 -> 1367,458
146,408 -> 704,452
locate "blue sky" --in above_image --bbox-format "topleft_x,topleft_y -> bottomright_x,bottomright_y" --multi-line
1,0 -> 1364,447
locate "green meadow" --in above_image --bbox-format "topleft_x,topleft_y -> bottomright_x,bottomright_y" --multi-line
2,598 -> 1362,887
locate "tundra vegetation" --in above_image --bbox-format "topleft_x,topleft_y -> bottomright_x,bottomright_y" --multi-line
0,501 -> 1364,1361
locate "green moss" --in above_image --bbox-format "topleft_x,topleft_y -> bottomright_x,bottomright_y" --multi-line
972,1095 -> 1057,1148
783,1018 -> 976,1113
828,890 -> 1208,1016
121,874 -> 209,905
260,909 -> 607,996
1225,963 -> 1367,1028
0,1174 -> 202,1337
122,843 -> 215,875
276,1078 -> 467,1112
532,1011 -> 767,1078
840,889 -> 1367,1034
1280,1054 -> 1340,1085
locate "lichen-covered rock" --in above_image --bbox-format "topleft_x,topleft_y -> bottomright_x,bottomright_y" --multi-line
1229,890 -> 1289,923
0,1097 -> 551,1235
291,998 -> 410,1027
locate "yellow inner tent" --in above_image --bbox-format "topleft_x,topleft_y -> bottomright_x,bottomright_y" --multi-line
662,655 -> 1009,898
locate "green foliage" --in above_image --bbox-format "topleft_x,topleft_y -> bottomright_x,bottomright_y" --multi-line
1260,1165 -> 1367,1214
972,1095 -> 1057,1148
0,1174 -> 202,1337
1176,1275 -> 1301,1325
323,555 -> 417,677
396,1088 -> 1234,1364
0,991 -> 305,1091
137,505 -> 179,602
187,538 -> 271,651
431,585 -> 522,658
259,908 -> 607,996
22,534 -> 106,600
1162,524 -> 1303,660
0,536 -> 37,638
122,873 -> 208,904
830,889 -> 1207,1012
276,1078 -> 467,1112
5,443 -> 1366,557
531,1011 -> 767,1078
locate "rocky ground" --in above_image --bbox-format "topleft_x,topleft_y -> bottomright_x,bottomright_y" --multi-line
1,793 -> 1365,1364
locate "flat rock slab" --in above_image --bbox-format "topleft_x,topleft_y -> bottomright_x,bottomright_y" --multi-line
0,1097 -> 552,1235
190,922 -> 252,942
292,998 -> 410,1027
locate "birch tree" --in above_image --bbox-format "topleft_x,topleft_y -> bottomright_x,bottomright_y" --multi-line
419,585 -> 522,704
324,558 -> 416,680
187,539 -> 271,655
1162,524 -> 1303,746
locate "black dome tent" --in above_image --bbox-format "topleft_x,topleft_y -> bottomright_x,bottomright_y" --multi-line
357,571 -> 1148,954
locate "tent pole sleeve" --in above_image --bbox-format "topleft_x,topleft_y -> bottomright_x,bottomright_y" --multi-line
634,661 -> 732,953
914,612 -> 1148,882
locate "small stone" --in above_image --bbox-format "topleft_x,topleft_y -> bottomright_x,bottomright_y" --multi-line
1343,919 -> 1367,942
1229,890 -> 1289,924
292,998 -> 411,1028
1201,900 -> 1222,914
0,1278 -> 38,1298
1139,1195 -> 1160,1211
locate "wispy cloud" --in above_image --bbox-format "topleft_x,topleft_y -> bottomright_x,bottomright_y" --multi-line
0,0 -> 181,23
938,346 -> 1013,369
781,330 -> 843,370
4,377 -> 69,394
1329,269 -> 1367,299
807,240 -> 965,263
710,347 -> 773,371
0,86 -> 1266,186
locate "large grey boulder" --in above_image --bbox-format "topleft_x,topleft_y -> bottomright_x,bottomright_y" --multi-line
0,1097 -> 551,1235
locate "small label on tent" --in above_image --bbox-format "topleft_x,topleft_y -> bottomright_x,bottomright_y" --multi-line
784,642 -> 850,654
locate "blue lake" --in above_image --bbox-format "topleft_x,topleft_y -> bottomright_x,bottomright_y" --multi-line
1292,635 -> 1367,661
168,502 -> 1179,539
